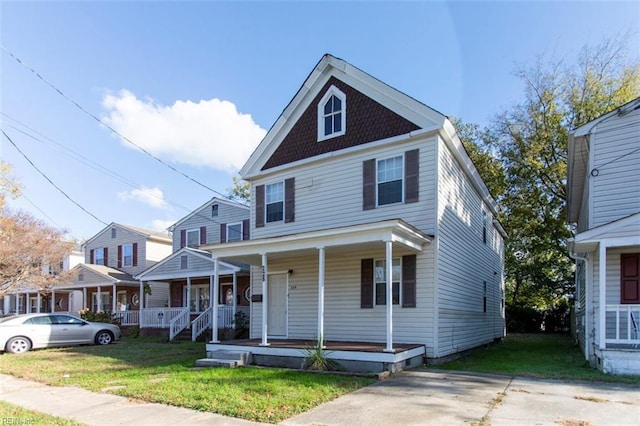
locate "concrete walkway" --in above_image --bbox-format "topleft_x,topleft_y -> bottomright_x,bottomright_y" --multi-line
2,370 -> 639,425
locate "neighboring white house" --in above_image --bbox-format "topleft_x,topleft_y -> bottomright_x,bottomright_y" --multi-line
1,244 -> 84,316
202,54 -> 506,372
568,97 -> 640,375
134,197 -> 251,340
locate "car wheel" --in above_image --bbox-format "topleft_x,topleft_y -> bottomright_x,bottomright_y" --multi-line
95,331 -> 113,345
6,337 -> 32,354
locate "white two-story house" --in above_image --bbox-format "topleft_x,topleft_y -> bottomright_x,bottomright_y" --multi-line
568,97 -> 640,375
134,197 -> 251,340
201,55 -> 506,372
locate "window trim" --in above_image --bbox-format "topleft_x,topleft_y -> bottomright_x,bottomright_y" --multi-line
184,284 -> 210,313
265,181 -> 285,223
226,222 -> 244,242
186,228 -> 200,248
122,244 -> 133,267
373,257 -> 401,306
94,248 -> 105,266
376,154 -> 404,207
317,85 -> 346,142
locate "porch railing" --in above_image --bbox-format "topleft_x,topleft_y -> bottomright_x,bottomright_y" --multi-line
219,305 -> 249,328
112,310 -> 139,326
191,307 -> 212,341
605,304 -> 640,345
139,307 -> 186,328
169,308 -> 190,341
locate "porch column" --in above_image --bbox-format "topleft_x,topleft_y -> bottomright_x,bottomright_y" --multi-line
186,277 -> 192,311
112,284 -> 117,312
37,292 -> 42,313
51,289 -> 56,312
82,288 -> 87,311
317,246 -> 325,343
232,272 -> 237,321
138,281 -> 144,309
211,260 -> 220,343
384,240 -> 394,353
26,293 -> 31,313
598,243 -> 607,350
260,253 -> 269,346
97,286 -> 101,312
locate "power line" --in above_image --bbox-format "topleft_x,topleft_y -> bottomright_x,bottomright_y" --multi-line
1,45 -> 234,201
1,113 -> 247,232
2,128 -> 109,226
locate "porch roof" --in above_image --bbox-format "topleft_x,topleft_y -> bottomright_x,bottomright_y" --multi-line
204,219 -> 432,265
570,212 -> 640,252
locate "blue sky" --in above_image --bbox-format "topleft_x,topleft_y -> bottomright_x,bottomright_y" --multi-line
1,1 -> 638,242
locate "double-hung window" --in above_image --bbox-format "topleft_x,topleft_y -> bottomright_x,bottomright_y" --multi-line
94,248 -> 105,266
265,182 -> 284,223
122,244 -> 133,267
226,223 -> 243,242
377,155 -> 403,206
186,229 -> 200,248
374,258 -> 401,305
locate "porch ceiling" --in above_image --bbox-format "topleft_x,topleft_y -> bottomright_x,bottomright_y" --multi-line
206,219 -> 432,265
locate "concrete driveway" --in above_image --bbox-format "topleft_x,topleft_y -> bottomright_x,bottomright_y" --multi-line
282,369 -> 640,426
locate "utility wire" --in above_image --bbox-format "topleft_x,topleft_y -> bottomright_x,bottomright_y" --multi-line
1,45 -> 233,201
1,113 -> 247,232
2,128 -> 108,226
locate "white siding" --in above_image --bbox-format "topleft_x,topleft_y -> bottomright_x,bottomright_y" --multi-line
590,107 -> 640,229
146,282 -> 170,308
251,135 -> 438,239
250,246 -> 436,352
436,136 -> 505,357
172,203 -> 250,252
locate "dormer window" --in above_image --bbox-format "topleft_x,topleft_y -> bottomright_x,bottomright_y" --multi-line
317,86 -> 346,141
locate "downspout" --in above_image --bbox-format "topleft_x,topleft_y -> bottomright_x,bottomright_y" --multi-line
568,240 -> 589,361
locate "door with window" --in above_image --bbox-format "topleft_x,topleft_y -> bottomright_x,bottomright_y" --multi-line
267,273 -> 287,337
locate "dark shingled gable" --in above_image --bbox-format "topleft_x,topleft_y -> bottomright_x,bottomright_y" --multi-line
262,77 -> 421,170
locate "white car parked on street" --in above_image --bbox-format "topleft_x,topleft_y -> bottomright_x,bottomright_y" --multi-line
0,313 -> 121,354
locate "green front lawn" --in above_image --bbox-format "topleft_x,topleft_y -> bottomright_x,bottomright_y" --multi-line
438,333 -> 640,384
0,400 -> 85,425
0,338 -> 374,423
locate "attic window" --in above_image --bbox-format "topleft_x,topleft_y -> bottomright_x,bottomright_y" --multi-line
317,85 -> 346,141
212,204 -> 219,217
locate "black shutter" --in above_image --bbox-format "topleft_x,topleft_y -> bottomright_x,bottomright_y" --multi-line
363,159 -> 376,210
255,185 -> 265,228
180,230 -> 186,248
103,248 -> 108,267
89,249 -> 94,264
405,149 -> 419,203
361,258 -> 374,308
242,219 -> 250,240
200,226 -> 207,245
402,254 -> 417,308
117,245 -> 122,268
132,243 -> 138,267
285,177 -> 295,223
220,223 -> 227,243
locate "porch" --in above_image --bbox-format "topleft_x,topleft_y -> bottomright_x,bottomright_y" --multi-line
206,339 -> 426,373
605,304 -> 640,349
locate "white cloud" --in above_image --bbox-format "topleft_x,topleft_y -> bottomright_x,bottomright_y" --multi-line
101,90 -> 266,172
118,186 -> 168,209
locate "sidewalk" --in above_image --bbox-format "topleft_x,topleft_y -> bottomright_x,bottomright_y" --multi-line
2,370 -> 640,425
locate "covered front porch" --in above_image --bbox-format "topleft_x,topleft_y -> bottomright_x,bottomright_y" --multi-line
572,215 -> 640,374
204,219 -> 432,372
134,247 -> 250,340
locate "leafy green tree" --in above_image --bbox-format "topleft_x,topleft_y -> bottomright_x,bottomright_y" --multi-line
226,174 -> 250,202
455,36 -> 640,328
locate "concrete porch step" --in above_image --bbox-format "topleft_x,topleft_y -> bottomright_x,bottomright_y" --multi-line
195,350 -> 252,368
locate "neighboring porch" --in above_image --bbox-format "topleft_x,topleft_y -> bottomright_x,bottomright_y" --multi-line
572,217 -> 640,375
134,247 -> 251,341
206,339 -> 426,373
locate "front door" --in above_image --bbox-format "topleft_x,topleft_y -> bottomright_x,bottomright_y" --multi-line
267,273 -> 287,337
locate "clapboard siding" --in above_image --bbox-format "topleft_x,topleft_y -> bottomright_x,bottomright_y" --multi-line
591,107 -> 640,229
251,135 -> 437,239
250,246 -> 436,349
146,282 -> 170,308
436,136 -> 505,357
145,253 -> 214,276
84,225 -> 172,277
172,202 -> 250,251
